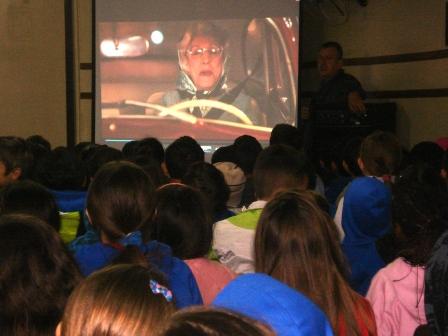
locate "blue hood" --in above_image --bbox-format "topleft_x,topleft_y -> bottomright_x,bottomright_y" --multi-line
213,273 -> 334,336
341,177 -> 391,295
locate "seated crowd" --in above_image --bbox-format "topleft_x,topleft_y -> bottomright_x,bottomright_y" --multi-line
0,128 -> 447,336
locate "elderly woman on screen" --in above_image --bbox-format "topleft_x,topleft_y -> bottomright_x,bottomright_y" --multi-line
147,21 -> 265,126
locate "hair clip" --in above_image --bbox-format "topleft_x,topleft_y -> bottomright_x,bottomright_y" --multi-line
149,280 -> 173,302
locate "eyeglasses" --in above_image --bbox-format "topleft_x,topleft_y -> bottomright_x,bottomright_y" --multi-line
186,46 -> 223,58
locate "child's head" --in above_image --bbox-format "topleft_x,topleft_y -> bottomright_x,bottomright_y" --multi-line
253,145 -> 309,201
85,145 -> 124,181
165,136 -> 204,180
35,147 -> 87,191
0,180 -> 61,231
0,214 -> 82,335
358,130 -> 402,177
233,135 -> 262,176
182,162 -> 230,216
162,306 -> 275,336
392,167 -> 448,266
149,183 -> 211,259
87,161 -> 155,242
409,141 -> 445,172
269,123 -> 304,151
0,136 -> 33,186
132,137 -> 165,165
213,161 -> 246,210
60,264 -> 176,336
254,190 -> 374,334
255,190 -> 347,288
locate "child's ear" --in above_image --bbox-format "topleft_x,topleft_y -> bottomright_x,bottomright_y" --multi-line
357,158 -> 366,174
55,322 -> 62,336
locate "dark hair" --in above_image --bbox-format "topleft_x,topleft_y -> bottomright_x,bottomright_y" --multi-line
0,214 -> 82,335
255,190 -> 375,335
233,135 -> 262,175
182,162 -> 230,215
359,130 -> 402,176
61,264 -> 175,336
409,141 -> 445,172
0,180 -> 61,231
0,136 -> 33,181
162,306 -> 275,336
85,145 -> 124,181
321,41 -> 343,59
392,167 -> 448,266
26,135 -> 51,151
149,183 -> 212,259
35,147 -> 87,190
73,142 -> 101,162
211,145 -> 236,165
133,137 -> 165,164
269,124 -> 304,151
165,136 -> 204,180
253,145 -> 309,200
341,136 -> 363,177
122,140 -> 140,158
132,156 -> 169,188
87,161 -> 155,241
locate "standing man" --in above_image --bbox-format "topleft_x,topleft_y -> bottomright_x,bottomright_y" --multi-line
303,41 -> 366,156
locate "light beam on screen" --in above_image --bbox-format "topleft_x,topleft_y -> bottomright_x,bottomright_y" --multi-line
150,30 -> 164,45
100,36 -> 149,57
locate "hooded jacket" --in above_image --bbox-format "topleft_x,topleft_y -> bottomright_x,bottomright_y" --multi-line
213,273 -> 334,336
341,177 -> 391,295
72,231 -> 202,308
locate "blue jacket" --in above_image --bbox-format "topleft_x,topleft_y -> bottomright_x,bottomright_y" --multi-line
213,273 -> 334,336
72,231 -> 202,308
341,177 -> 391,295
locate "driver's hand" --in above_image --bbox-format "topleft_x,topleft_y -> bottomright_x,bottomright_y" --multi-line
348,91 -> 366,113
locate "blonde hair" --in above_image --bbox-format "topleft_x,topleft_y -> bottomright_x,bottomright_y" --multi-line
61,264 -> 176,336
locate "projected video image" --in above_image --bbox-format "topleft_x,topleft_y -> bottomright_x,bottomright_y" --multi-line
98,17 -> 298,144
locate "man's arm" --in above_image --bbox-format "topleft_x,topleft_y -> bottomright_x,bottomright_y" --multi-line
348,91 -> 366,113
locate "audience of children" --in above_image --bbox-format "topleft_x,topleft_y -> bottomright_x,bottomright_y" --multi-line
148,183 -> 236,304
164,136 -> 204,182
182,161 -> 235,221
70,161 -> 202,308
254,189 -> 376,335
0,128 -> 447,336
334,130 -> 402,240
213,144 -> 310,274
58,264 -> 176,336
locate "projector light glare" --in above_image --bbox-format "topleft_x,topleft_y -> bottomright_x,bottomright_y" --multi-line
151,30 -> 164,45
